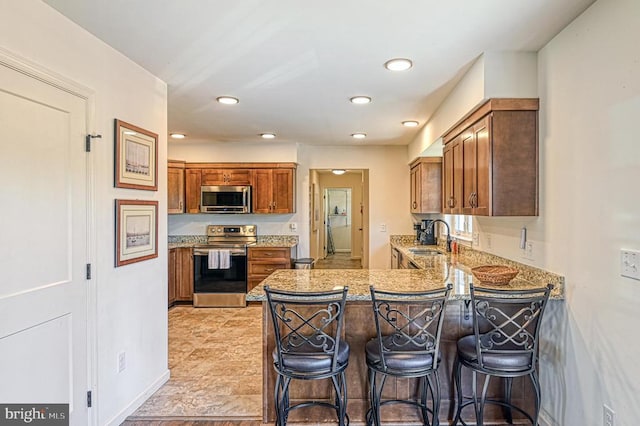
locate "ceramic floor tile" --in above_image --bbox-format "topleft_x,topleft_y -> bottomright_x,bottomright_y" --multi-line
130,306 -> 263,420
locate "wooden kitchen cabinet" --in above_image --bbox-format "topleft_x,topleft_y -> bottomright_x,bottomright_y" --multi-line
409,157 -> 442,213
253,168 -> 295,214
168,160 -> 185,214
442,98 -> 539,216
201,168 -> 253,185
184,169 -> 202,213
247,247 -> 292,292
168,247 -> 194,305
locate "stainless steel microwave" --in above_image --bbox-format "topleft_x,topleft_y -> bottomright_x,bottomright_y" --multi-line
200,185 -> 251,213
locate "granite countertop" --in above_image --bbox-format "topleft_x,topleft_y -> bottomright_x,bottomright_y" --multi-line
247,236 -> 564,301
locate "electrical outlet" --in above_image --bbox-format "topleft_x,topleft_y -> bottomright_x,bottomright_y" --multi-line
604,404 -> 615,426
621,249 -> 640,280
289,222 -> 297,231
118,352 -> 126,373
485,234 -> 492,250
472,232 -> 479,246
524,241 -> 534,260
379,223 -> 387,232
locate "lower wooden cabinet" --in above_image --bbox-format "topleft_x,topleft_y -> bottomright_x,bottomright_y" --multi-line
168,247 -> 194,306
248,247 -> 292,292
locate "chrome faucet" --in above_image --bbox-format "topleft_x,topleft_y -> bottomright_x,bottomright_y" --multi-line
427,219 -> 452,252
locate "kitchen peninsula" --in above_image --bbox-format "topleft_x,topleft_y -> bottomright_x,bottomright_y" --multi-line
247,242 -> 563,423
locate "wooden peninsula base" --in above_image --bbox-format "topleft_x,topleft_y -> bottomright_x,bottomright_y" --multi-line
261,299 -> 535,424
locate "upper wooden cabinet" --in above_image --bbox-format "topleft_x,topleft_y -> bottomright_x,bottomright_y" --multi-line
201,168 -> 253,185
168,160 -> 185,214
185,169 -> 202,214
442,98 -> 539,216
253,168 -> 295,214
409,157 -> 442,214
182,163 -> 296,214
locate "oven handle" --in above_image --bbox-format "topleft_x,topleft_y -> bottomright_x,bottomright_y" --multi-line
193,248 -> 246,256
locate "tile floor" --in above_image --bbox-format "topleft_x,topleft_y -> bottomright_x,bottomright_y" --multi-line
314,252 -> 362,269
127,306 -> 263,421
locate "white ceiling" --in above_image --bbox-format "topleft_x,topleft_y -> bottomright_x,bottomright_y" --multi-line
43,0 -> 594,146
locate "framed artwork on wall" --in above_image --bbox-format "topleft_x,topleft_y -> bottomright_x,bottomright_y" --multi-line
115,199 -> 158,267
114,119 -> 158,190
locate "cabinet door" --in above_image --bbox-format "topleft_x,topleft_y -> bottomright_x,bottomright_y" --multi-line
418,160 -> 442,213
168,167 -> 184,214
168,249 -> 176,306
185,169 -> 201,213
462,129 -> 476,215
201,169 -> 225,185
443,138 -> 463,214
175,247 -> 193,301
410,165 -> 420,213
253,169 -> 273,213
226,169 -> 253,185
272,169 -> 294,213
473,116 -> 491,216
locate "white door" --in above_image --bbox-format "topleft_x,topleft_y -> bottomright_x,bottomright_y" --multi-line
0,59 -> 90,424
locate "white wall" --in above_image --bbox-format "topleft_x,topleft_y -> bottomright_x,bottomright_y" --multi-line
169,142 -> 412,268
408,51 -> 538,161
0,2 -> 169,425
535,0 -> 640,423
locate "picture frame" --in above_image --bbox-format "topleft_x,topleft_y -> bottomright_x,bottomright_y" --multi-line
114,119 -> 158,190
115,199 -> 158,267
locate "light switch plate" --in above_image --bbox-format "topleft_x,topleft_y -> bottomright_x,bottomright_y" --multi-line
621,249 -> 640,280
379,223 -> 387,232
289,222 -> 297,231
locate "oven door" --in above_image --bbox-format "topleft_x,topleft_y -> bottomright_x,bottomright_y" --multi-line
193,248 -> 247,307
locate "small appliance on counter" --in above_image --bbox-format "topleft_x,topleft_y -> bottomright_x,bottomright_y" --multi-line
418,219 -> 436,245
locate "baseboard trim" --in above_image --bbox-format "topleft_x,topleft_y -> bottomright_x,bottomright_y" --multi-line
105,369 -> 170,426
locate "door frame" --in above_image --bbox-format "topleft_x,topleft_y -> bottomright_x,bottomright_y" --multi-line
0,47 -> 98,425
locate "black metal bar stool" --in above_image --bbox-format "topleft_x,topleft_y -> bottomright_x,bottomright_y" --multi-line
264,285 -> 350,426
453,283 -> 554,425
366,284 -> 452,426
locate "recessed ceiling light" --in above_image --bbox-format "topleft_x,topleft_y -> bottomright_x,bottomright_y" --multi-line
170,133 -> 186,139
216,96 -> 239,105
260,133 -> 276,139
351,133 -> 367,139
123,130 -> 137,135
402,121 -> 419,127
350,96 -> 372,104
384,58 -> 413,71
332,169 -> 346,175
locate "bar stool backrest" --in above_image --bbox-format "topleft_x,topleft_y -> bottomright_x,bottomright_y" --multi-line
369,284 -> 452,371
265,286 -> 349,373
469,283 -> 553,373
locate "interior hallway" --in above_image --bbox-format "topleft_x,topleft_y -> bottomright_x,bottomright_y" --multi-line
313,252 -> 362,269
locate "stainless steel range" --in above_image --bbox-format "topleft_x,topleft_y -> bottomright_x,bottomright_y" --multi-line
193,225 -> 257,307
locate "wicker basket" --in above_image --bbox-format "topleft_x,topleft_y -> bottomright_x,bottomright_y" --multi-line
471,265 -> 519,286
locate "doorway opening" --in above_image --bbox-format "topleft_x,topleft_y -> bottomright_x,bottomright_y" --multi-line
309,169 -> 369,269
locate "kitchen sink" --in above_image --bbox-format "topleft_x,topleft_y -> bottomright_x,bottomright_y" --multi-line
408,247 -> 443,256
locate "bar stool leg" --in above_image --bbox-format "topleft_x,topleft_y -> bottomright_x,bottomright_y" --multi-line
479,374 -> 491,426
453,357 -> 463,425
418,376 -> 430,425
530,371 -> 542,426
505,377 -> 513,424
427,371 -> 441,426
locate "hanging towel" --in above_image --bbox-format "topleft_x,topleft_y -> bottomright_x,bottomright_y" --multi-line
208,249 -> 219,269
219,249 -> 231,269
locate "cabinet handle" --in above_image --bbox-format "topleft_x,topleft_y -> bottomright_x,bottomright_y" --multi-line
265,268 -> 274,272
472,192 -> 477,208
448,197 -> 456,208
412,201 -> 417,209
265,253 -> 273,257
179,201 -> 183,210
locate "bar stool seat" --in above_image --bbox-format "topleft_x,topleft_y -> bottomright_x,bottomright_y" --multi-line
456,335 -> 533,371
365,337 -> 440,371
273,338 -> 350,373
